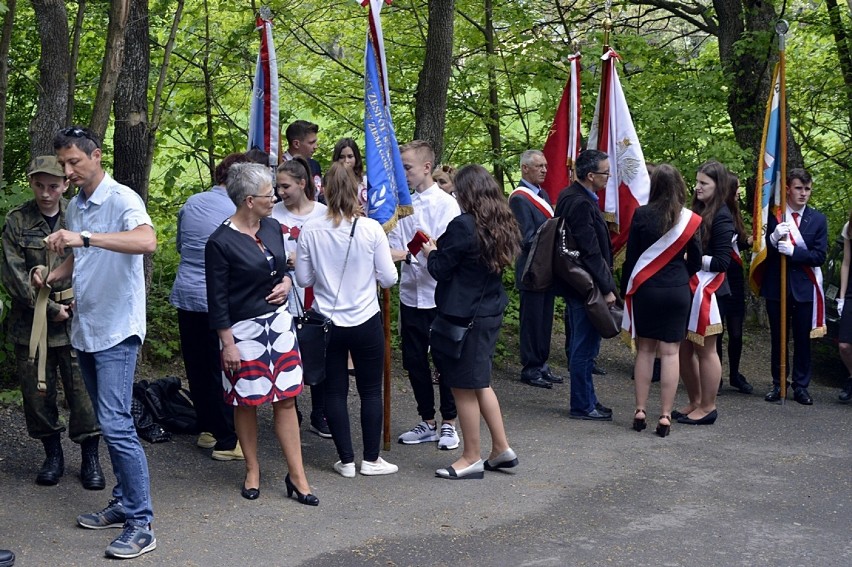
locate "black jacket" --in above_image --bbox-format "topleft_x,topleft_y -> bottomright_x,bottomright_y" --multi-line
509,181 -> 552,291
205,216 -> 289,329
554,181 -> 615,297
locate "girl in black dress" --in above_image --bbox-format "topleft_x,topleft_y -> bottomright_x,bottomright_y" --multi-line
676,161 -> 735,425
422,164 -> 521,479
838,208 -> 852,402
622,164 -> 702,436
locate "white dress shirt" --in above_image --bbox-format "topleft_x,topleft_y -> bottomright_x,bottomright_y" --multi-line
387,183 -> 461,309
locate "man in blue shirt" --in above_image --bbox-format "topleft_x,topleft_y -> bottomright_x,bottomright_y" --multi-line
40,126 -> 158,560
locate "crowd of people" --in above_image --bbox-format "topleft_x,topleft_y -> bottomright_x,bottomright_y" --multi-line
2,118 -> 849,562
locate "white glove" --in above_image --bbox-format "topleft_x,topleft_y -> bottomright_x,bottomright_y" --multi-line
701,255 -> 713,272
778,240 -> 795,256
838,298 -> 845,314
771,222 -> 791,245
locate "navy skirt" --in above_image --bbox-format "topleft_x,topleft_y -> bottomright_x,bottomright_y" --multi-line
433,313 -> 503,390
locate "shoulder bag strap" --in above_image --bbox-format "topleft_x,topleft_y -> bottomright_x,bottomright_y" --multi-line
328,217 -> 358,319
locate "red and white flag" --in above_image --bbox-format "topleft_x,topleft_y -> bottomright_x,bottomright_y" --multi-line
541,52 -> 582,204
588,48 -> 650,254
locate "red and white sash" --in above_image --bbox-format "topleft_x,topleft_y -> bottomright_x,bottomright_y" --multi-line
509,186 -> 553,219
621,209 -> 702,341
786,215 -> 827,338
687,269 -> 726,345
730,234 -> 743,267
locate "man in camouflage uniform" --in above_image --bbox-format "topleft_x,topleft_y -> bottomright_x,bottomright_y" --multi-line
0,155 -> 104,489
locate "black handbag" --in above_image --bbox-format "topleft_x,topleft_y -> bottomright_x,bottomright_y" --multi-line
293,218 -> 358,385
429,285 -> 486,360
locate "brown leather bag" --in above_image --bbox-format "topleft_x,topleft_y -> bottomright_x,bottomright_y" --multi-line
553,218 -> 623,339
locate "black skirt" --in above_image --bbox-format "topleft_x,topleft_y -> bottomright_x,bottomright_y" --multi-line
433,313 -> 503,389
633,285 -> 691,343
840,302 -> 852,344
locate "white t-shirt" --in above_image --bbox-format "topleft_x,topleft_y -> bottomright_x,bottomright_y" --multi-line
271,201 -> 327,315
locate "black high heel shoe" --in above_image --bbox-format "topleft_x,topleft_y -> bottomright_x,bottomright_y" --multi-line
632,409 -> 647,432
655,415 -> 671,438
241,476 -> 260,500
285,473 -> 319,506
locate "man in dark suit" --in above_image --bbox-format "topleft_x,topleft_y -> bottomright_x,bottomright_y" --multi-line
509,150 -> 563,389
762,168 -> 828,405
554,150 -> 616,420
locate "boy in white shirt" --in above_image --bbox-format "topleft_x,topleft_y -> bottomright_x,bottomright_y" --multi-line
389,140 -> 462,450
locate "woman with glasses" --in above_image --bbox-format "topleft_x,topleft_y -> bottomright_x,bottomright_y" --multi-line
205,163 -> 317,505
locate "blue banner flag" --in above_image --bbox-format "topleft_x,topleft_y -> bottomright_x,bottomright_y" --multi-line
247,10 -> 279,167
363,0 -> 412,231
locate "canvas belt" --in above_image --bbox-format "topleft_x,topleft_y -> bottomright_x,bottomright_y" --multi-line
27,264 -> 73,392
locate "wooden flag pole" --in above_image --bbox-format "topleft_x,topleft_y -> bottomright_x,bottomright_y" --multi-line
382,287 -> 392,451
777,19 -> 789,403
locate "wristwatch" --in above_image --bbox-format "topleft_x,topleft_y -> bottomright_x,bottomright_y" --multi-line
404,251 -> 412,265
80,230 -> 92,248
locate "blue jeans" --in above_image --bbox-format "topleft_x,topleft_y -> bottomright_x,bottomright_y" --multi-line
565,294 -> 601,414
78,336 -> 153,527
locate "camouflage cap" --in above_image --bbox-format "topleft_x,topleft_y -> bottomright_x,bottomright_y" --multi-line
27,155 -> 65,178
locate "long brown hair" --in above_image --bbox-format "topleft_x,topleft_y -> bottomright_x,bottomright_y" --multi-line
692,160 -> 729,247
454,164 -> 520,273
648,164 -> 686,233
323,161 -> 360,226
725,173 -> 747,238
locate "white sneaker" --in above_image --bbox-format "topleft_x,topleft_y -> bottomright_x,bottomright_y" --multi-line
437,423 -> 460,450
397,421 -> 439,444
359,457 -> 398,476
333,460 -> 356,478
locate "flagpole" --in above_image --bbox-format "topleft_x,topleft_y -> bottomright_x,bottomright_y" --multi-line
777,20 -> 789,404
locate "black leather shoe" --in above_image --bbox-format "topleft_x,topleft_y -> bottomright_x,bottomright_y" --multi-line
594,402 -> 613,416
676,409 -> 718,425
80,437 -> 106,491
36,434 -> 64,486
839,377 -> 852,403
0,548 -> 15,567
569,409 -> 612,421
521,375 -> 553,389
592,363 -> 607,376
542,371 -> 564,384
764,386 -> 782,402
730,373 -> 754,394
793,387 -> 813,405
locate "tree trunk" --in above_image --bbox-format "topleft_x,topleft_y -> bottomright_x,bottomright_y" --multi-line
201,0 -> 215,182
484,0 -> 503,186
67,0 -> 86,125
90,0 -> 129,141
29,0 -> 70,157
0,0 -> 17,176
826,0 -> 852,131
412,0 -> 455,165
113,0 -> 149,201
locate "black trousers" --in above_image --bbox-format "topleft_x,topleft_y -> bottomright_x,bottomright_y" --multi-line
324,313 -> 384,464
765,298 -> 814,389
177,309 -> 237,450
400,304 -> 456,422
519,289 -> 555,379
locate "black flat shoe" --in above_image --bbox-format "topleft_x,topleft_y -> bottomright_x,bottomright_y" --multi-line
521,375 -> 553,389
542,371 -> 565,384
793,387 -> 813,405
592,364 -> 607,376
285,473 -> 319,506
671,409 -> 691,420
730,373 -> 753,394
595,402 -> 613,416
655,415 -> 671,438
676,409 -> 718,425
632,409 -> 646,432
764,386 -> 782,402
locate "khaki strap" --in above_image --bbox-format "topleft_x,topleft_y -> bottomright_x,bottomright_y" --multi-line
51,288 -> 74,302
28,265 -> 50,392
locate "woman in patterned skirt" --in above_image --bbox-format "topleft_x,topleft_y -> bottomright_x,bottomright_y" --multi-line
205,163 -> 317,505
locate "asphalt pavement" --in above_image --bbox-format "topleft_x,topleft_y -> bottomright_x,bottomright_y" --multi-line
1,334 -> 850,566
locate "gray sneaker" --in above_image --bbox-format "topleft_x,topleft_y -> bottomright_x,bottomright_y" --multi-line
397,421 -> 439,444
77,498 -> 126,530
105,523 -> 157,559
437,423 -> 460,450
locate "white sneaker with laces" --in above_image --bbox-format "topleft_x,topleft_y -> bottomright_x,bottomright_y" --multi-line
397,421 -> 439,444
333,460 -> 356,478
437,423 -> 460,450
359,457 -> 399,476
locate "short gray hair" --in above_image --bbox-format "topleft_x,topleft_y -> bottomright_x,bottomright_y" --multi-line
226,163 -> 274,206
520,150 -> 544,167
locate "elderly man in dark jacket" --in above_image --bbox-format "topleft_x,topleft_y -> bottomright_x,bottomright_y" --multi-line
554,149 -> 616,421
